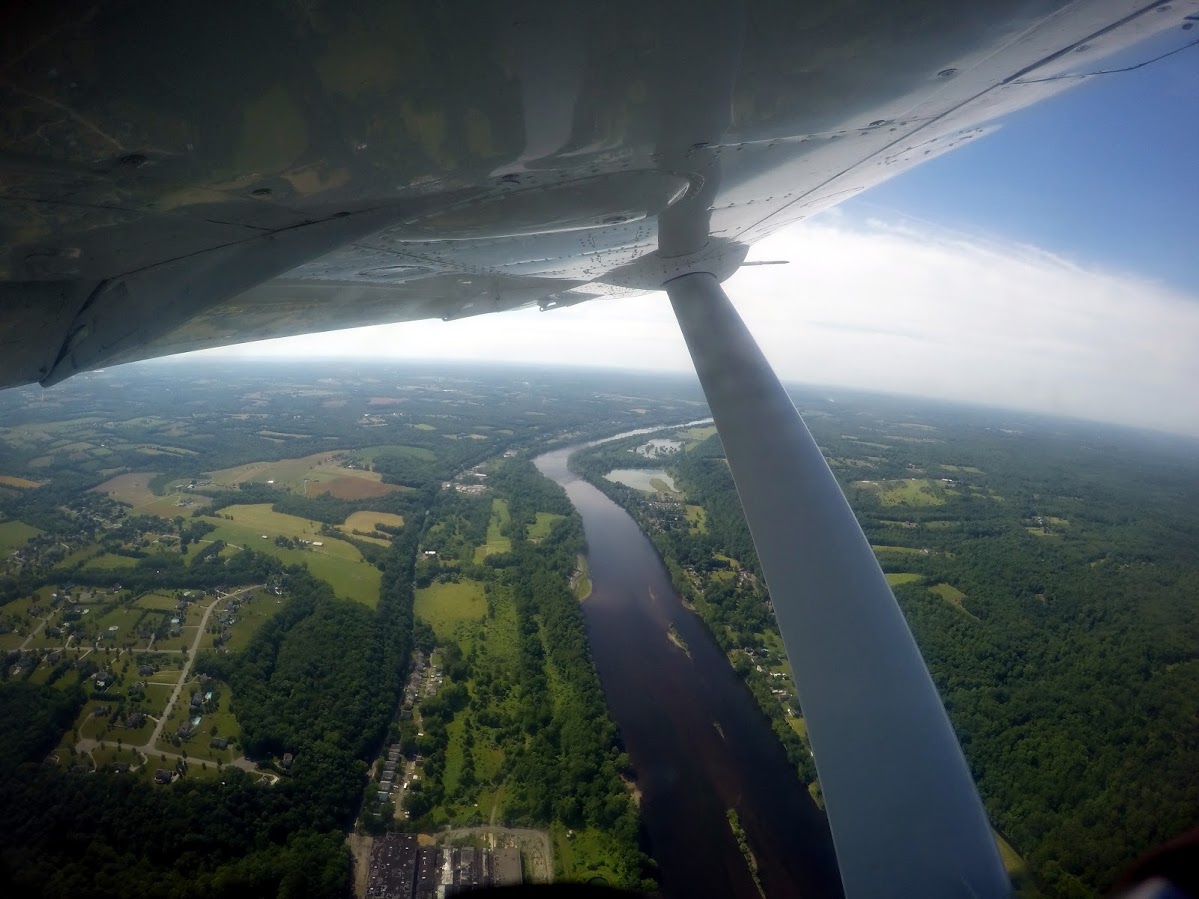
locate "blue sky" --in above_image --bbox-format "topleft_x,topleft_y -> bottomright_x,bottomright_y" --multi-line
844,29 -> 1199,293
194,26 -> 1199,437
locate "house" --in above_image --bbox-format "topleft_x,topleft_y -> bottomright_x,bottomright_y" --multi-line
125,712 -> 146,729
93,705 -> 110,717
154,769 -> 173,784
210,737 -> 229,750
139,664 -> 154,676
110,762 -> 130,774
280,752 -> 294,770
177,722 -> 195,739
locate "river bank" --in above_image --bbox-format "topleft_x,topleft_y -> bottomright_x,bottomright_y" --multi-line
535,443 -> 841,899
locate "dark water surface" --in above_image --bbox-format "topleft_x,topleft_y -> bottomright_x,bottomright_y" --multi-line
535,442 -> 842,899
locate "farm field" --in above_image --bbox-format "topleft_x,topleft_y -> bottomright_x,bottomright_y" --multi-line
91,472 -> 211,517
0,475 -> 42,488
208,451 -> 408,500
201,505 -> 380,606
339,510 -> 405,545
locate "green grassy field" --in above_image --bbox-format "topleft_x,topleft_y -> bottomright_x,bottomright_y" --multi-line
995,832 -> 1028,878
222,593 -> 291,652
871,544 -> 927,556
136,592 -> 181,611
339,510 -> 405,545
56,543 -> 101,568
684,504 -> 708,534
87,553 -> 138,570
201,505 -> 380,606
91,471 -> 210,518
885,572 -> 923,587
93,604 -> 145,640
139,682 -> 175,717
527,512 -> 564,541
473,499 -> 511,562
928,583 -> 967,606
353,444 -> 436,463
674,425 -> 717,447
1026,527 -> 1063,540
551,823 -> 627,887
415,580 -> 486,645
853,478 -> 948,507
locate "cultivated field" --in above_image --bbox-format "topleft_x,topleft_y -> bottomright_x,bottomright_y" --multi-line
201,504 -> 381,607
0,475 -> 42,489
339,511 -> 405,545
209,451 -> 408,500
91,471 -> 210,517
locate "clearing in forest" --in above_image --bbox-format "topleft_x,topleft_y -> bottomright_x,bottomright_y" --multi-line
0,520 -> 41,552
852,478 -> 948,507
473,499 -> 512,562
928,583 -> 968,609
527,512 -> 564,541
415,579 -> 486,645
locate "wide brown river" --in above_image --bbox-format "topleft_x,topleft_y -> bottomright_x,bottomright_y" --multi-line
535,439 -> 842,899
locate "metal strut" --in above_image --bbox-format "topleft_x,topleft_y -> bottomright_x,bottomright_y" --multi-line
666,272 -> 1008,899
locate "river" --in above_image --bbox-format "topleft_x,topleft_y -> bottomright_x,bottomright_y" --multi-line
535,438 -> 842,899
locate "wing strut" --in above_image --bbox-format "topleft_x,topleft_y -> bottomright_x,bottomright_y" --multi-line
666,272 -> 1008,899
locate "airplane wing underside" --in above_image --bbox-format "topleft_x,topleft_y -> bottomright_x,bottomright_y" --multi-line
0,0 -> 1194,387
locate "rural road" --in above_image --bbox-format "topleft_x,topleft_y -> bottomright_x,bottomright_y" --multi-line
145,585 -> 260,748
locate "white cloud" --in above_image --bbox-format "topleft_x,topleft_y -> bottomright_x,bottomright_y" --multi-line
192,219 -> 1199,437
